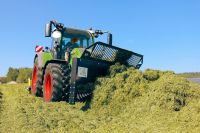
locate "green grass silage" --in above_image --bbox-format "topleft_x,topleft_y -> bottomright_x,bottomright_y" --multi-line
1,64 -> 200,132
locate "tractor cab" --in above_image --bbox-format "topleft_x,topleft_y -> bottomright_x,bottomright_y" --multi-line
45,20 -> 112,64
61,27 -> 94,49
60,28 -> 95,64
49,26 -> 94,61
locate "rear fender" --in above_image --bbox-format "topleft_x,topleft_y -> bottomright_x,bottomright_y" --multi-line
36,52 -> 53,68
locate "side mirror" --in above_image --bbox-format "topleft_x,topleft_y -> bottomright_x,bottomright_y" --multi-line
107,33 -> 112,45
45,23 -> 52,37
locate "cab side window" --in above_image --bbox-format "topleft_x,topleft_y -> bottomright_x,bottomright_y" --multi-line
80,38 -> 90,48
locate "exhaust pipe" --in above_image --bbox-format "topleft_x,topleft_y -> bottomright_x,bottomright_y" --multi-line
107,33 -> 112,45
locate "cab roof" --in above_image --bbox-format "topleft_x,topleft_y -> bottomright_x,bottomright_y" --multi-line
63,27 -> 91,38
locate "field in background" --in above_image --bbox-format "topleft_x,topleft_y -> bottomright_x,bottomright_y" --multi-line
1,66 -> 200,132
188,78 -> 200,84
177,72 -> 200,78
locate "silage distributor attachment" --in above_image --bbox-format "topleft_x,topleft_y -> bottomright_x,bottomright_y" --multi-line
68,42 -> 143,104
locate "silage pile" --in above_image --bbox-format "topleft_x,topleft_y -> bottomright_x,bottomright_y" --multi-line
91,64 -> 200,112
89,64 -> 200,132
1,64 -> 200,132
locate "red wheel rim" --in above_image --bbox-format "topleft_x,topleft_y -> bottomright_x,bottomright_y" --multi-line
31,66 -> 37,95
44,73 -> 52,102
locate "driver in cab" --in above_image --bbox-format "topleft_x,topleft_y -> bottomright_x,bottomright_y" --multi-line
66,37 -> 79,51
65,37 -> 79,62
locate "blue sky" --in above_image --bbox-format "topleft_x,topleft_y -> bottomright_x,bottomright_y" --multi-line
0,0 -> 199,76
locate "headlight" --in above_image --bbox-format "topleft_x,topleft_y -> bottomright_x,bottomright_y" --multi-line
51,31 -> 62,39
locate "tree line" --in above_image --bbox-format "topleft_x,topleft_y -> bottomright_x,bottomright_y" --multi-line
177,72 -> 200,78
0,67 -> 32,83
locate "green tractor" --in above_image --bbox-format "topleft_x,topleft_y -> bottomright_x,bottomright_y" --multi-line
31,20 -> 143,104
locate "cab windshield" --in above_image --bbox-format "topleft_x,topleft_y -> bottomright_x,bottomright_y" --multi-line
62,36 -> 93,48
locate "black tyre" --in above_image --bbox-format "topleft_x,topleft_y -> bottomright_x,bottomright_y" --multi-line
61,64 -> 71,101
43,63 -> 70,102
31,57 -> 43,96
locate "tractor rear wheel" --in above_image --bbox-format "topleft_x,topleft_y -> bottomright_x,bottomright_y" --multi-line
31,57 -> 43,96
43,63 -> 70,102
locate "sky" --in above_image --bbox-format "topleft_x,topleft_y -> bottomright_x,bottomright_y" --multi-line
0,0 -> 199,76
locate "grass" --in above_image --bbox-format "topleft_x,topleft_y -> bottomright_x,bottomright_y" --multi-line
1,64 -> 200,132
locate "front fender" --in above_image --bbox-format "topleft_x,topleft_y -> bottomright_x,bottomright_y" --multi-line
70,48 -> 85,65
